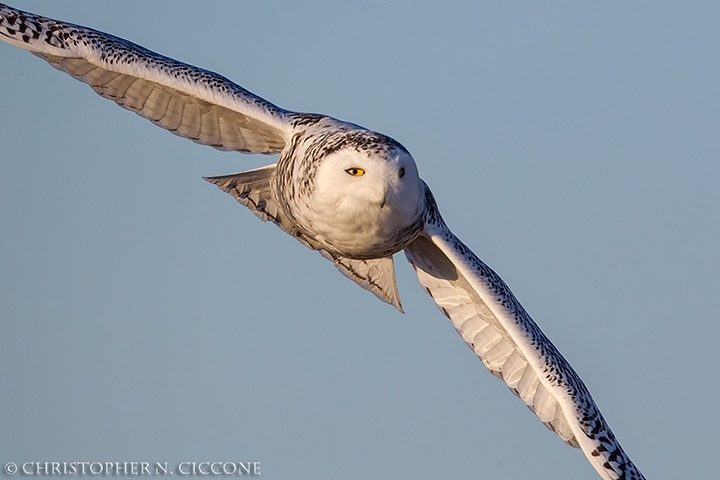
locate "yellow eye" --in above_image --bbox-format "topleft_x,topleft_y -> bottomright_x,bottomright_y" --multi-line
345,167 -> 365,176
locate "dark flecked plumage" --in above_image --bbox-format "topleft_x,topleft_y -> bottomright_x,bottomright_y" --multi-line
0,4 -> 645,479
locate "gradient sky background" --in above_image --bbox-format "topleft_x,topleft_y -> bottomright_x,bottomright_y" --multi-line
1,2 -> 719,479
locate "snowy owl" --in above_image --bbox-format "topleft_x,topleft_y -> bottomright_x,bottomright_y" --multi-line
0,4 -> 645,479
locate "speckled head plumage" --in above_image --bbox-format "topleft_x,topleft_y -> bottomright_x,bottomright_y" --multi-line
302,129 -> 424,259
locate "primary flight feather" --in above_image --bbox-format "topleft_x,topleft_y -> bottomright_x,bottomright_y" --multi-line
0,4 -> 645,479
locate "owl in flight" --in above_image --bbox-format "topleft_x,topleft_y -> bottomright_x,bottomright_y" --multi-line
0,4 -> 645,479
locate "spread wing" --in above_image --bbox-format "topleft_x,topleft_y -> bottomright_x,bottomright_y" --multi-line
0,3 -> 294,153
205,168 -> 403,311
404,186 -> 645,480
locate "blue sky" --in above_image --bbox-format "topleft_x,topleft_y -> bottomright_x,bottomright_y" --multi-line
2,2 -> 719,478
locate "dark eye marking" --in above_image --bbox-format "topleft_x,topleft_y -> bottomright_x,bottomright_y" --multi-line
398,167 -> 405,178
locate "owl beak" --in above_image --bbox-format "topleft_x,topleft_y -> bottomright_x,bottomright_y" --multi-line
377,182 -> 392,209
379,184 -> 391,209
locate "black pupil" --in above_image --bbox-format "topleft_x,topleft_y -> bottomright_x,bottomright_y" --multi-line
398,167 -> 405,178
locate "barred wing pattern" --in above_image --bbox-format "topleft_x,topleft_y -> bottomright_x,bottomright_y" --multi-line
0,4 -> 646,479
404,187 -> 645,480
0,4 -> 292,153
